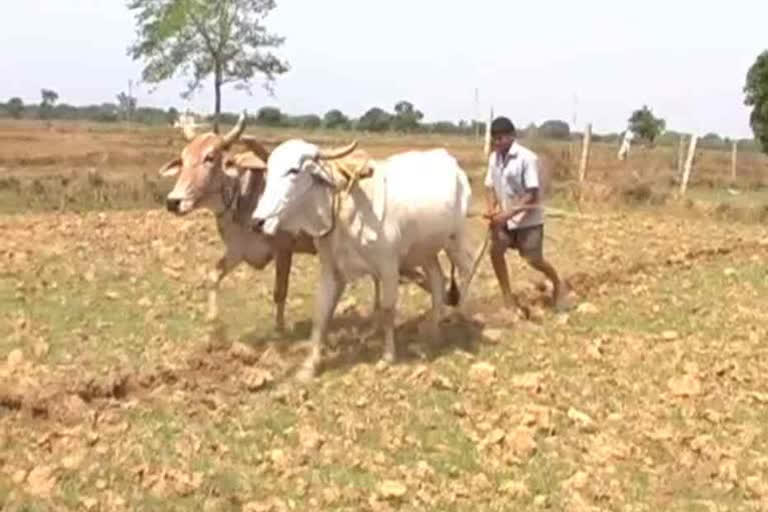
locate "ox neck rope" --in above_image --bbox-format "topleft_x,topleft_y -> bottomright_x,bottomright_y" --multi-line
215,175 -> 240,221
315,160 -> 366,239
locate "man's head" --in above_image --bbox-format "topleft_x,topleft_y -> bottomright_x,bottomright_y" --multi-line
490,116 -> 516,154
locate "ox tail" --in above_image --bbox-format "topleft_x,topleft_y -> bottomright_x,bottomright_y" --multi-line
445,262 -> 460,307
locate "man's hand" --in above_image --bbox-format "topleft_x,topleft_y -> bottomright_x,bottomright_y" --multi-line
483,210 -> 509,228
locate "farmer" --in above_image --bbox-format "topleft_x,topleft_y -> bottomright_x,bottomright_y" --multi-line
483,116 -> 568,312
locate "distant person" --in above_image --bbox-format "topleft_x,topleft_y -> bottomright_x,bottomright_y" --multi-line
483,116 -> 568,313
618,129 -> 634,160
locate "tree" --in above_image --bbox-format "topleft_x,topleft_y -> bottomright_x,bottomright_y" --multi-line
628,105 -> 666,144
538,120 -> 570,140
127,0 -> 289,133
357,107 -> 392,132
7,97 -> 23,119
391,100 -> 423,132
166,107 -> 180,125
323,109 -> 349,129
294,114 -> 321,129
40,89 -> 59,120
744,50 -> 768,153
256,106 -> 282,126
116,92 -> 138,122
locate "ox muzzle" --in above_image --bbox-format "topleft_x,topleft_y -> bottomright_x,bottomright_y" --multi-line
166,198 -> 182,213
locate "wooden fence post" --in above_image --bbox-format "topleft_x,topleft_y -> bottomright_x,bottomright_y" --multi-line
577,123 -> 592,202
483,107 -> 493,158
677,134 -> 686,175
730,140 -> 738,184
679,134 -> 698,197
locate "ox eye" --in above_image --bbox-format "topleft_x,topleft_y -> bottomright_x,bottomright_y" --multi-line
286,168 -> 299,176
203,153 -> 215,164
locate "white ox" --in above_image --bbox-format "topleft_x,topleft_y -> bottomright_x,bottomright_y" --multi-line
251,139 -> 476,381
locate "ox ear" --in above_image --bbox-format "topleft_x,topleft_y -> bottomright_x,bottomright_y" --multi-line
231,151 -> 267,172
158,158 -> 182,178
223,151 -> 266,179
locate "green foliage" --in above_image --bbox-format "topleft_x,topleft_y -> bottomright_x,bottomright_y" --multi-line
538,120 -> 570,140
7,97 -> 23,119
323,109 -> 349,129
391,100 -> 423,132
357,107 -> 393,132
628,105 -> 666,144
256,106 -> 282,126
699,132 -> 725,150
127,0 -> 288,131
744,50 -> 768,154
166,107 -> 179,125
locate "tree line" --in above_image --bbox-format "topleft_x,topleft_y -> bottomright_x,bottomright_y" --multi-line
0,89 -> 761,151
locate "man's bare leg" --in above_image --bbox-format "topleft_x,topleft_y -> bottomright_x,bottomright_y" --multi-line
489,244 -> 516,308
525,256 -> 569,311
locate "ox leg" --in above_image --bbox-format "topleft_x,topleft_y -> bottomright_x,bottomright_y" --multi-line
378,267 -> 400,364
207,253 -> 241,321
423,257 -> 444,341
273,249 -> 293,332
372,276 -> 381,314
297,264 -> 345,382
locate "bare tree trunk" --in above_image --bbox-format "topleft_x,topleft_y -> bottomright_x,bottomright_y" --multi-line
213,67 -> 222,134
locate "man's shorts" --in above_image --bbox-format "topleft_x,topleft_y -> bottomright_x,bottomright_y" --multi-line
490,224 -> 544,261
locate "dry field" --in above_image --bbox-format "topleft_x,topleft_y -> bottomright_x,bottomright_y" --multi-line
1,121 -> 768,511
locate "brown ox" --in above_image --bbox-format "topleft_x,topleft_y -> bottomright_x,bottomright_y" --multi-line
158,113 -> 428,331
158,113 -> 321,330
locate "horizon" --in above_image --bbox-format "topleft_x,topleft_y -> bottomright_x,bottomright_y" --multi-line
1,1 -> 766,138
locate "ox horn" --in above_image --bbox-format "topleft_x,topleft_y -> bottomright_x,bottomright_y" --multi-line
317,140 -> 358,160
220,111 -> 247,149
182,125 -> 198,142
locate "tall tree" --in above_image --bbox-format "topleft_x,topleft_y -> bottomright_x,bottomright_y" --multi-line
116,92 -> 138,122
40,89 -> 59,120
744,50 -> 768,153
127,0 -> 289,133
628,105 -> 666,144
391,101 -> 423,132
323,109 -> 349,129
357,107 -> 393,132
7,97 -> 24,119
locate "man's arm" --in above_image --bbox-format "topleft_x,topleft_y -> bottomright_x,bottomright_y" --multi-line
485,186 -> 499,215
491,188 -> 538,225
483,156 -> 499,215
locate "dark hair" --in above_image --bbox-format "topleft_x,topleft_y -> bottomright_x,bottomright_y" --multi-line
490,116 -> 516,136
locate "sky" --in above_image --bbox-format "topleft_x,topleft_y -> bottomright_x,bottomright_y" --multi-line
1,0 -> 766,138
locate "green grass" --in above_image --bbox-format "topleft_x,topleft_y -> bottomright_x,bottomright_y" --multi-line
2,201 -> 768,511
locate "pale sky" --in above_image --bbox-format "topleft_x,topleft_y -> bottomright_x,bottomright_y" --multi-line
1,0 -> 766,138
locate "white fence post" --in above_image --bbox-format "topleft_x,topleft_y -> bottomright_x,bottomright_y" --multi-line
679,134 -> 698,197
577,123 -> 592,203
